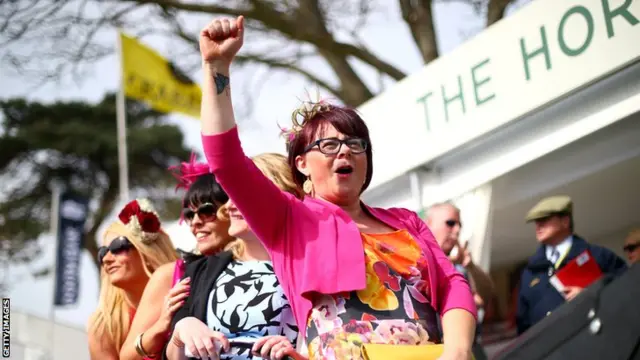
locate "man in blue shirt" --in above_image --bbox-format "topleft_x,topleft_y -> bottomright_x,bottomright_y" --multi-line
516,195 -> 627,335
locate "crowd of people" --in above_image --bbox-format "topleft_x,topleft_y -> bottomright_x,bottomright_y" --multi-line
86,16 -> 638,360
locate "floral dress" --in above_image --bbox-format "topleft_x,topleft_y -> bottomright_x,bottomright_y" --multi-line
305,230 -> 441,360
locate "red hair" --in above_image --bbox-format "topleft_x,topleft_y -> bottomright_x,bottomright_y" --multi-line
285,103 -> 373,194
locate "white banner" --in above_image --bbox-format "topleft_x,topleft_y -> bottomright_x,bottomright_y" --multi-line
360,0 -> 640,190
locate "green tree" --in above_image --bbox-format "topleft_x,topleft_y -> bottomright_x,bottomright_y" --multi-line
0,0 -> 528,108
0,94 -> 190,276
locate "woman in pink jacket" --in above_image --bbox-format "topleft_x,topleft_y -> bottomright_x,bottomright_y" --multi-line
195,16 -> 477,360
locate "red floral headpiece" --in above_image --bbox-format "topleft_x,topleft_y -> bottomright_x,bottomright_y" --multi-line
118,199 -> 162,244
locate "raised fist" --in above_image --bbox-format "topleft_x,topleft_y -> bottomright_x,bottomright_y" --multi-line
200,16 -> 244,65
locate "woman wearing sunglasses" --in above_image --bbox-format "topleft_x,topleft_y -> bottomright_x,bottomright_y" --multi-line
120,158 -> 235,360
164,153 -> 305,360
88,199 -> 179,360
196,17 -> 476,360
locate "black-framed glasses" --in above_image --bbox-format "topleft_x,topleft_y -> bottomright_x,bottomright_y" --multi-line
623,243 -> 640,253
303,137 -> 368,155
445,219 -> 462,228
183,203 -> 218,223
98,236 -> 134,265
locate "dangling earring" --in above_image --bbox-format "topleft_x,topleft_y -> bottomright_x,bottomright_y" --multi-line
303,177 -> 313,195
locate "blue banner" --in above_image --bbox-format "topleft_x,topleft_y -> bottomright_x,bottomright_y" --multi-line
53,191 -> 90,306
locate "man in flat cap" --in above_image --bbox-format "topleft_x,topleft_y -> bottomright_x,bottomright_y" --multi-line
515,195 -> 627,335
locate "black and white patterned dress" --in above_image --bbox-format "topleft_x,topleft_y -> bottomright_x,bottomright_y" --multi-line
206,260 -> 298,359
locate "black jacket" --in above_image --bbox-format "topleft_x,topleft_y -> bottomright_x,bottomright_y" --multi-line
163,251 -> 234,359
516,236 -> 627,335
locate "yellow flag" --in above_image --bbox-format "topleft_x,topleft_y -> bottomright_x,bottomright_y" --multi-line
120,32 -> 201,119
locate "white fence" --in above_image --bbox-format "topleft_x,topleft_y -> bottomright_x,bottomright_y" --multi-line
8,311 -> 89,360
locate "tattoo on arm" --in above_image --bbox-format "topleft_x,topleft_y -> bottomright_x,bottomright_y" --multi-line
214,72 -> 230,95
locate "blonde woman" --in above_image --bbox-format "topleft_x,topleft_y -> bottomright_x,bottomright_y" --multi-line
223,153 -> 304,264
88,199 -> 181,360
165,153 -> 305,360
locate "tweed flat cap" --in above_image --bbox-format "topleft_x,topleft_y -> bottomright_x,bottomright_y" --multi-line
525,195 -> 573,222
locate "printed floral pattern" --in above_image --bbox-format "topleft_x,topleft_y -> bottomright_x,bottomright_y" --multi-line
306,230 -> 440,360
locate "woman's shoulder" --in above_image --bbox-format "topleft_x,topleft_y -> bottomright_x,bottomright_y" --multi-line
87,311 -> 119,359
288,196 -> 330,221
184,251 -> 233,273
144,261 -> 177,292
87,311 -> 99,332
86,311 -> 107,340
152,261 -> 178,280
183,254 -> 209,274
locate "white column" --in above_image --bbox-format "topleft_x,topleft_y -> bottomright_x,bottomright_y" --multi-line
409,171 -> 423,215
453,182 -> 494,271
419,167 -> 443,211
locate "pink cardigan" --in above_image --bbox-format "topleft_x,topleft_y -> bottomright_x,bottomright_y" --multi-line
202,127 -> 476,337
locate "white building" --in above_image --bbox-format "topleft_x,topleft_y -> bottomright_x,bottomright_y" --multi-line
360,0 -> 639,339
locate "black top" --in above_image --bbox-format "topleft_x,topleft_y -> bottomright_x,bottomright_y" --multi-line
163,251 -> 234,360
163,251 -> 298,360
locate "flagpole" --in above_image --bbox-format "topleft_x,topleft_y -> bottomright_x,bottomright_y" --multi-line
49,183 -> 62,320
116,30 -> 130,201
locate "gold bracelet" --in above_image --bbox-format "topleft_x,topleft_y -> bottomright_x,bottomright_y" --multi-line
134,332 -> 156,359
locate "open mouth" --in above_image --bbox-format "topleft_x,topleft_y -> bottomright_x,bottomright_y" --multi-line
335,165 -> 354,175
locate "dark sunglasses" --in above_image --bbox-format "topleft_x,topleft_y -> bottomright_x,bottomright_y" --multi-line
183,203 -> 218,223
623,243 -> 640,253
98,236 -> 134,265
445,219 -> 462,228
303,137 -> 368,155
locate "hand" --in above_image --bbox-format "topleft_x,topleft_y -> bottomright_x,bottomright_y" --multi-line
252,336 -> 303,360
450,241 -> 473,268
473,293 -> 485,308
200,16 -> 245,65
437,347 -> 472,360
172,317 -> 230,359
563,286 -> 584,301
159,277 -> 191,329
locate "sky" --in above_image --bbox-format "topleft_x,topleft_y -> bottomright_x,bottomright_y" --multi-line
1,1 -> 527,329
